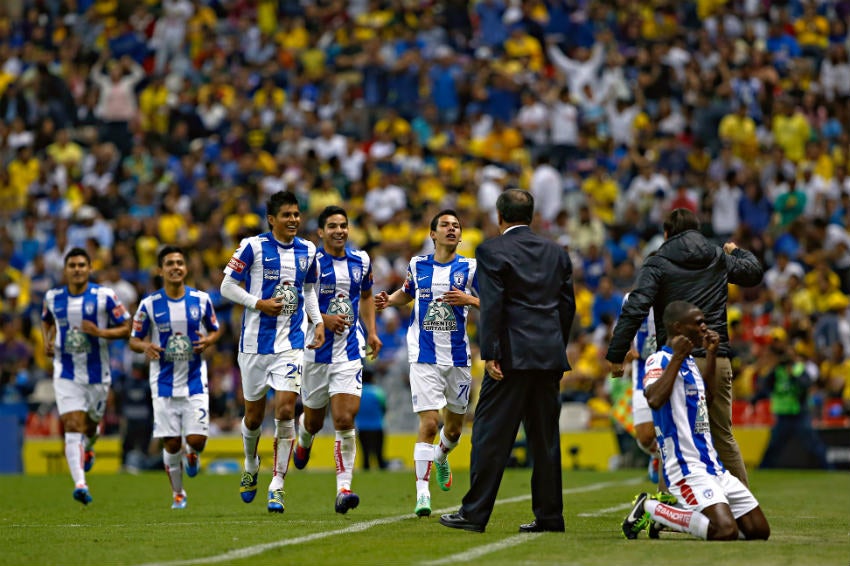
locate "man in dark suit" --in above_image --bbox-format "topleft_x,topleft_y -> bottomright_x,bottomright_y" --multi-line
439,189 -> 576,534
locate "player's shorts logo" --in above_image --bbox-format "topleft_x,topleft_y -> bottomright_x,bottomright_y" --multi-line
165,333 -> 193,362
423,298 -> 457,332
272,281 -> 299,315
65,327 -> 91,354
328,294 -> 355,325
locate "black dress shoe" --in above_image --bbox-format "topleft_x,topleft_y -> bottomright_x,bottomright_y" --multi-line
439,513 -> 485,533
518,520 -> 565,533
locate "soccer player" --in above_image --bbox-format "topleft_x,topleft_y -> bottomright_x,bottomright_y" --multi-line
374,209 -> 479,517
220,190 -> 325,514
129,246 -> 222,509
41,247 -> 131,505
293,205 -> 383,514
622,301 -> 770,541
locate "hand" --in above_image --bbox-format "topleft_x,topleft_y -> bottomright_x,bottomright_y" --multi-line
703,329 -> 720,353
374,291 -> 389,312
441,287 -> 469,306
366,334 -> 382,360
256,297 -> 284,316
485,359 -> 504,381
723,242 -> 738,254
144,342 -> 164,361
670,335 -> 694,357
608,361 -> 625,378
307,323 -> 325,350
45,341 -> 55,357
624,348 -> 639,364
323,313 -> 351,335
80,320 -> 102,338
193,335 -> 214,354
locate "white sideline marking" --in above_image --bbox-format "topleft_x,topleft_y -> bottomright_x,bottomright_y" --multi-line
577,502 -> 632,517
135,478 -> 642,566
419,533 -> 542,565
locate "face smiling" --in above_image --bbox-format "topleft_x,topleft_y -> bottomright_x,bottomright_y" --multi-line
160,252 -> 187,287
269,204 -> 301,243
319,213 -> 348,256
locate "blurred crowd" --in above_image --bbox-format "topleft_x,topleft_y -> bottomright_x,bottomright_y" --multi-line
1,0 -> 849,456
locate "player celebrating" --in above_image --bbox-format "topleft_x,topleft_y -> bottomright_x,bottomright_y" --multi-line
622,301 -> 770,541
129,246 -> 222,509
293,206 -> 382,514
220,190 -> 324,514
374,210 -> 479,517
41,247 -> 131,505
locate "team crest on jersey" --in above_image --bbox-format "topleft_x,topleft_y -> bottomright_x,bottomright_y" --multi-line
164,333 -> 193,361
328,293 -> 355,325
189,306 -> 200,321
351,267 -> 362,284
65,327 -> 91,354
453,271 -> 465,288
298,257 -> 308,272
423,298 -> 457,332
272,281 -> 299,315
84,302 -> 95,316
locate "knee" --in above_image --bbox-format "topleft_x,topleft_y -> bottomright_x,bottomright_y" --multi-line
303,409 -> 325,434
332,413 -> 355,431
419,416 -> 439,439
187,436 -> 207,453
709,517 -> 739,541
243,408 -> 263,431
442,420 -> 462,441
163,437 -> 182,454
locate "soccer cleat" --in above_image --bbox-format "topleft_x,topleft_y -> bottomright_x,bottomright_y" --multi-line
267,489 -> 285,513
648,520 -> 664,539
648,455 -> 659,484
434,459 -> 453,491
334,489 -> 360,514
622,492 -> 651,539
185,452 -> 200,478
84,450 -> 95,473
239,469 -> 259,503
292,442 -> 311,470
73,486 -> 92,506
651,491 -> 677,505
414,494 -> 431,517
171,493 -> 187,509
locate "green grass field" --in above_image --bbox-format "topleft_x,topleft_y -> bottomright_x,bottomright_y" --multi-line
0,469 -> 847,565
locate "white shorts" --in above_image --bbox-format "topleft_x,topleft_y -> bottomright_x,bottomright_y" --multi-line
302,359 -> 363,409
632,388 -> 652,426
153,394 -> 210,438
670,470 -> 759,519
238,350 -> 303,402
409,363 -> 471,414
54,379 -> 109,422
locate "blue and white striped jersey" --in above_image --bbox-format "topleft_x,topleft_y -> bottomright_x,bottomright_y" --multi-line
644,347 -> 725,485
403,254 -> 478,367
131,287 -> 220,398
42,283 -> 130,384
305,247 -> 374,364
224,232 -> 318,354
632,310 -> 656,393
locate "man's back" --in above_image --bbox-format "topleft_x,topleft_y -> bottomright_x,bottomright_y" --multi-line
476,226 -> 575,372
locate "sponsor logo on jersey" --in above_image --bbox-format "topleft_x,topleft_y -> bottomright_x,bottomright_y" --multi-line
164,333 -> 193,362
423,298 -> 457,332
328,293 -> 355,325
65,327 -> 91,354
263,268 -> 279,280
112,303 -> 126,318
272,281 -> 299,315
227,256 -> 246,273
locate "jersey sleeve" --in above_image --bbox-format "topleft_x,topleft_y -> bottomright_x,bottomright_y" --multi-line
41,292 -> 54,323
305,249 -> 319,285
643,351 -> 669,388
402,261 -> 416,298
106,291 -> 130,324
131,300 -> 151,339
202,294 -> 220,332
361,253 -> 374,292
224,238 -> 254,282
470,263 -> 480,294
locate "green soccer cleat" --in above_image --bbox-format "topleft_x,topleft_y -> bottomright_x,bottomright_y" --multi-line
651,491 -> 677,505
622,493 -> 651,539
414,494 -> 431,517
434,459 -> 453,491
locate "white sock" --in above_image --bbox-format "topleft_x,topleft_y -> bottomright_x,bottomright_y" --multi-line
270,419 -> 295,491
414,442 -> 434,496
335,429 -> 356,492
433,428 -> 458,465
298,413 -> 315,448
163,449 -> 184,496
65,432 -> 85,487
645,499 -> 710,540
241,418 -> 261,473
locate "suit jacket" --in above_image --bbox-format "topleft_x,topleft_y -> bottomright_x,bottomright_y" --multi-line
476,225 -> 576,372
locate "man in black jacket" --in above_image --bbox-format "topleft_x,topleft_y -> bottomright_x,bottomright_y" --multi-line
606,208 -> 763,486
440,189 -> 576,533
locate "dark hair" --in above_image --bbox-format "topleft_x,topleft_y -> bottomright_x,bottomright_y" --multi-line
157,245 -> 185,267
64,247 -> 90,266
430,209 -> 461,232
662,300 -> 697,335
266,190 -> 299,217
663,208 -> 700,238
496,189 -> 534,224
318,205 -> 347,229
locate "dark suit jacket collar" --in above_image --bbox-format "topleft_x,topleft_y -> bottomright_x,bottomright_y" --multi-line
502,225 -> 530,236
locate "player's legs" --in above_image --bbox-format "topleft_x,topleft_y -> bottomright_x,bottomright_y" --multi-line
409,363 -> 445,515
433,366 -> 471,491
154,398 -> 188,507
697,357 -> 749,486
736,506 -> 771,540
296,361 -> 330,469
237,353 -> 270,503
721,470 -> 770,540
265,350 -> 303,512
182,394 -> 209,478
55,380 -> 107,504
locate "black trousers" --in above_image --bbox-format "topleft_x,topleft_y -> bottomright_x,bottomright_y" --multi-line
358,429 -> 387,470
460,370 -> 564,527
